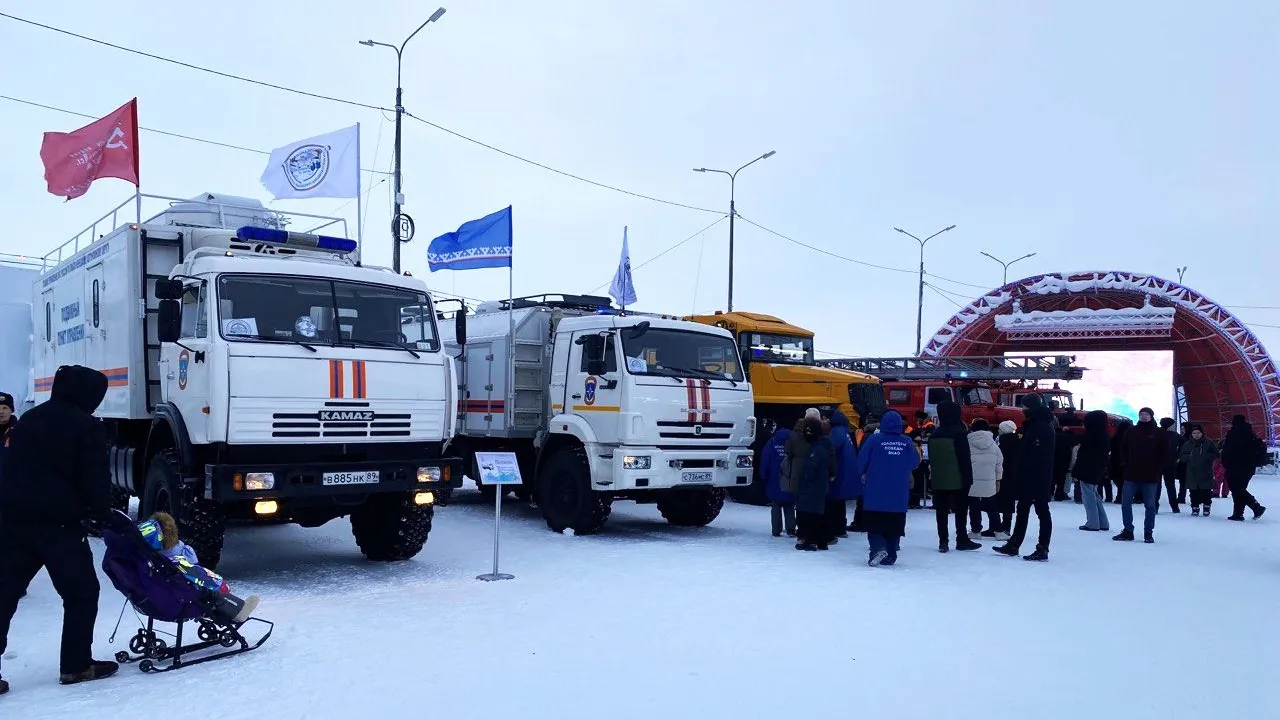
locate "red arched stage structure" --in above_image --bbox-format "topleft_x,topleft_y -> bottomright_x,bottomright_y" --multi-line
922,271 -> 1279,445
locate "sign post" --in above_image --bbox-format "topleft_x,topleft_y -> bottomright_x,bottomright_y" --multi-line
475,451 -> 521,582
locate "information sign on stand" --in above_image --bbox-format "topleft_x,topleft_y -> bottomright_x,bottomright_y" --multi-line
474,452 -> 521,582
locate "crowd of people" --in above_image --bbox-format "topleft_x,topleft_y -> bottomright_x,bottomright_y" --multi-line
760,395 -> 1274,566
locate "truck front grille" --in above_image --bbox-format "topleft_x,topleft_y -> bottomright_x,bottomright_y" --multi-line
271,403 -> 412,439
655,420 -> 733,441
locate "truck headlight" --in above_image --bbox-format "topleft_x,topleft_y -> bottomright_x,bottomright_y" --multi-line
736,455 -> 753,469
417,466 -> 442,483
623,455 -> 651,470
746,418 -> 757,439
245,472 -> 275,491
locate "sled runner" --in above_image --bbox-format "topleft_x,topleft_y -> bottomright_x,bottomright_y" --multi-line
91,510 -> 273,673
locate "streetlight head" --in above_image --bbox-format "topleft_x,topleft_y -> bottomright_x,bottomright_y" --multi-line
693,168 -> 707,173
762,150 -> 777,159
359,39 -> 375,46
893,227 -> 906,234
944,224 -> 957,232
429,7 -> 446,22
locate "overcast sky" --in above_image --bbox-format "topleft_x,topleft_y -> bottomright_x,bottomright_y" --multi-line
2,1 -> 1276,373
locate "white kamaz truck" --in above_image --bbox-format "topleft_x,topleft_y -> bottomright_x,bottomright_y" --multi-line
441,294 -> 755,534
31,192 -> 462,567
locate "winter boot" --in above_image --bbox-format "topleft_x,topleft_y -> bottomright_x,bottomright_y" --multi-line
1079,525 -> 1100,531
993,544 -> 1019,557
1204,506 -> 1211,517
1024,547 -> 1049,561
938,540 -> 949,553
868,550 -> 888,567
795,541 -> 818,551
1113,529 -> 1134,541
1254,505 -> 1267,520
955,537 -> 982,551
1191,506 -> 1200,516
980,529 -> 997,539
0,676 -> 8,695
58,660 -> 119,686
1144,532 -> 1154,544
1227,515 -> 1245,522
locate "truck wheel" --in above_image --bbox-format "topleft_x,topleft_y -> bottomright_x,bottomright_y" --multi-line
536,446 -> 610,534
141,449 -> 227,569
350,493 -> 435,561
657,488 -> 726,527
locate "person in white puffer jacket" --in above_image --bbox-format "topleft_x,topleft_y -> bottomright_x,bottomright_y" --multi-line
967,418 -> 1006,539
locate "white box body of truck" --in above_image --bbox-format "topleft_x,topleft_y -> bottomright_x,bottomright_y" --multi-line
30,192 -> 462,566
442,294 -> 755,533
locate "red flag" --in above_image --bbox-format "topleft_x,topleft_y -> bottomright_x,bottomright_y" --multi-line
39,98 -> 140,201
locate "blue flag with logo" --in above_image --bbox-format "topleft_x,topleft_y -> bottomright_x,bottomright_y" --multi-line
427,206 -> 513,272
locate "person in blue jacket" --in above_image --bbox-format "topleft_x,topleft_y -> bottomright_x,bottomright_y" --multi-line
857,410 -> 921,566
825,410 -> 860,540
759,421 -> 796,537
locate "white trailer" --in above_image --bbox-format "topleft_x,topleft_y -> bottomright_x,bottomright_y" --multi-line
442,294 -> 756,534
31,192 -> 463,567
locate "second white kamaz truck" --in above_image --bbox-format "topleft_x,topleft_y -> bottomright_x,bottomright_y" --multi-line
31,192 -> 463,568
441,294 -> 755,534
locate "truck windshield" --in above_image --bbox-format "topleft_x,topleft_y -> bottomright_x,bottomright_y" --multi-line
958,387 -> 995,405
1042,392 -> 1075,411
739,332 -> 815,365
216,275 -> 439,351
621,328 -> 745,382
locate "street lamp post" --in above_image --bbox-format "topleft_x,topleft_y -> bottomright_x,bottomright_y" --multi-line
693,150 -> 776,312
360,7 -> 447,274
979,251 -> 1037,286
895,225 -> 956,356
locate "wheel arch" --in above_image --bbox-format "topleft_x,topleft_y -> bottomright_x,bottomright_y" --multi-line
146,402 -> 196,474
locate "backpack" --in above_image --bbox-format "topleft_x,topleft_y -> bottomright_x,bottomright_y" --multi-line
1255,438 -> 1273,469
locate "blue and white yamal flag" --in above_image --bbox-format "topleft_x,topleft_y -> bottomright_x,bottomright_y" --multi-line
609,226 -> 637,307
427,206 -> 513,272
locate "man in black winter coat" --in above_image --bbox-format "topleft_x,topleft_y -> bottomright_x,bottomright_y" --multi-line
1158,418 -> 1182,513
1116,407 -> 1169,543
994,394 -> 1055,561
1221,414 -> 1268,521
0,366 -> 119,694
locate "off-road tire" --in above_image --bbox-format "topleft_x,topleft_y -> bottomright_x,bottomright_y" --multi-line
536,445 -> 611,534
141,449 -> 226,569
350,493 -> 435,561
657,488 -> 726,527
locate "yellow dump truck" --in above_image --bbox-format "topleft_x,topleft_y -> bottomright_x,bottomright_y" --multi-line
683,311 -> 886,504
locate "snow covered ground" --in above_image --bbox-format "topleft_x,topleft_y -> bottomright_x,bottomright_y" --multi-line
4,486 -> 1279,719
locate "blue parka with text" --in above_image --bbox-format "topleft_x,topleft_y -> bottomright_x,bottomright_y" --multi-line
857,410 -> 921,513
761,427 -> 796,503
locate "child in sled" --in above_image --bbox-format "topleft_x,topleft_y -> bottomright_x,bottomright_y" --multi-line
138,513 -> 261,624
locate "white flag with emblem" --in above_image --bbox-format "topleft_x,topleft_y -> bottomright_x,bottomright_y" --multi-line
260,125 -> 360,200
609,226 -> 638,307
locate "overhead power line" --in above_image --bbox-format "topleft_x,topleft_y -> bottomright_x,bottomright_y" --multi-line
734,214 -> 918,275
403,112 -> 721,214
1,13 -> 720,215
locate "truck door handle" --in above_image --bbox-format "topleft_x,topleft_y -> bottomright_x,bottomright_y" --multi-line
166,372 -> 175,380
571,394 -> 582,399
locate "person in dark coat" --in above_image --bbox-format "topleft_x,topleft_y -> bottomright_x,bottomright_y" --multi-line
1176,423 -> 1194,506
1107,421 -> 1130,504
794,417 -> 833,551
825,411 -> 860,541
0,366 -> 120,693
1072,410 -> 1111,531
0,390 -> 15,492
907,411 -> 933,509
1115,407 -> 1169,543
994,394 -> 1055,561
1220,415 -> 1268,521
857,411 -> 920,566
1052,425 -> 1078,502
927,400 -> 980,552
1157,418 -> 1182,513
847,415 -> 880,533
994,420 -> 1020,534
783,411 -> 819,501
1178,425 -> 1219,516
760,422 -> 796,537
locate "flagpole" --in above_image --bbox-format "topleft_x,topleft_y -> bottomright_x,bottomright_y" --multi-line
506,205 -> 514,431
355,122 -> 364,266
621,225 -> 627,313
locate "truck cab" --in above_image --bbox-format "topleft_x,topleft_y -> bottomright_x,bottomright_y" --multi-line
884,380 -> 1024,427
31,192 -> 462,567
682,310 -> 885,504
443,295 -> 755,534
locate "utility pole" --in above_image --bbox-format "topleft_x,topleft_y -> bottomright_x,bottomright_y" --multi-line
693,150 -> 776,312
361,7 -> 447,273
980,251 -> 1037,286
895,225 -> 956,355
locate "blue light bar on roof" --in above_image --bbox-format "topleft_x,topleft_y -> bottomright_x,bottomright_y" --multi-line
236,226 -> 357,254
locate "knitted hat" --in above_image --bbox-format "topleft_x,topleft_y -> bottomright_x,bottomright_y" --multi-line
999,420 -> 1017,435
0,392 -> 13,411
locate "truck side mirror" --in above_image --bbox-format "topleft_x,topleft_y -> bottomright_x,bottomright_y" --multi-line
454,310 -> 467,346
157,299 -> 182,343
154,278 -> 184,300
